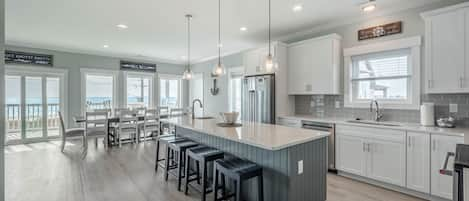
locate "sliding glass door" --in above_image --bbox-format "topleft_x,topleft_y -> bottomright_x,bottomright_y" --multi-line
5,67 -> 65,144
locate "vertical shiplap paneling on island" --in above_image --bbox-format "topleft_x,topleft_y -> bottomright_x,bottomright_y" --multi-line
176,126 -> 327,201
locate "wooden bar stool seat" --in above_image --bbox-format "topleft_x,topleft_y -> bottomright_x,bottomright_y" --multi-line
155,135 -> 185,172
165,139 -> 199,191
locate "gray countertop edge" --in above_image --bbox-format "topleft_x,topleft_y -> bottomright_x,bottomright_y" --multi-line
164,120 -> 330,151
280,115 -> 467,137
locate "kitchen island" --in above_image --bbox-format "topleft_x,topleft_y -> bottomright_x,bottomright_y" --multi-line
162,116 -> 329,201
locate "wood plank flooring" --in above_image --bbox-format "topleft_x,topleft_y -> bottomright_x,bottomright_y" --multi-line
5,140 -> 426,201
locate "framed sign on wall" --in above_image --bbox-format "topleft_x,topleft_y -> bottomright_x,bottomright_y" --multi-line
358,21 -> 402,41
120,60 -> 157,72
5,50 -> 53,66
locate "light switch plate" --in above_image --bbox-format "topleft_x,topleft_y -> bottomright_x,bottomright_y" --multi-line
450,103 -> 458,113
298,160 -> 303,175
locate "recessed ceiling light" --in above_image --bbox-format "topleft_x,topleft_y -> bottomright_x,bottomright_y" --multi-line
240,27 -> 248,31
103,45 -> 109,48
361,0 -> 376,12
292,4 -> 303,12
116,24 -> 128,29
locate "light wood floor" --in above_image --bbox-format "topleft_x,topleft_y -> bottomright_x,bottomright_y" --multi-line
5,140 -> 426,201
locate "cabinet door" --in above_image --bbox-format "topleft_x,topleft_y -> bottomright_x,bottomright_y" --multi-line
367,139 -> 406,187
244,49 -> 261,76
406,132 -> 430,193
336,135 -> 367,176
431,134 -> 464,200
464,8 -> 469,90
309,39 -> 334,94
426,10 -> 465,93
287,43 -> 313,94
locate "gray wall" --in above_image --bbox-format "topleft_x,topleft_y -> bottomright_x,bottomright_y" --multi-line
0,0 -> 5,199
191,0 -> 469,124
191,53 -> 244,116
5,45 -> 187,127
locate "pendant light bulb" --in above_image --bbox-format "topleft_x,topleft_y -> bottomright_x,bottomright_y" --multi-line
265,54 -> 274,72
183,14 -> 193,80
212,0 -> 226,77
264,0 -> 277,73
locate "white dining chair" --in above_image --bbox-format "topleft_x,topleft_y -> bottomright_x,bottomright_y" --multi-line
93,108 -> 112,117
139,108 -> 159,141
84,111 -> 109,156
59,111 -> 85,153
159,106 -> 169,117
117,109 -> 138,146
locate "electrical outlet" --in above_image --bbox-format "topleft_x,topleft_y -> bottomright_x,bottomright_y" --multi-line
298,160 -> 303,175
450,103 -> 458,113
335,101 -> 341,109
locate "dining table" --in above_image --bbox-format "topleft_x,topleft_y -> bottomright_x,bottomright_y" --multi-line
73,113 -> 170,146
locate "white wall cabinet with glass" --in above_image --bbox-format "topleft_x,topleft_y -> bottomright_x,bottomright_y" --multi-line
421,2 -> 469,93
287,34 -> 341,95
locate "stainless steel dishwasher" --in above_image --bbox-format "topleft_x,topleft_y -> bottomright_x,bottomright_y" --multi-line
301,120 -> 336,172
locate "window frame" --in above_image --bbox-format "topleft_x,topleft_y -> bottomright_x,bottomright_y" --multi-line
123,71 -> 155,109
343,36 -> 421,110
158,74 -> 183,108
80,68 -> 119,113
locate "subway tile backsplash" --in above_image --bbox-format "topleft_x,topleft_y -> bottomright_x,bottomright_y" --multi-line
295,94 -> 469,126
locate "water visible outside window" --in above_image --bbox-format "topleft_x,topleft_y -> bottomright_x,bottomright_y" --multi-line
127,77 -> 150,108
85,75 -> 113,111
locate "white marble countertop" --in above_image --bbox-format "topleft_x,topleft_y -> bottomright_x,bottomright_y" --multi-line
162,116 -> 330,151
281,115 -> 468,138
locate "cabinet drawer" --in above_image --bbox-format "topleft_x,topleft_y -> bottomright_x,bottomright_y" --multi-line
336,124 -> 405,143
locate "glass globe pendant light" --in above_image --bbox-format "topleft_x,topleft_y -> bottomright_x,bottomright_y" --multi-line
212,0 -> 226,76
264,0 -> 278,72
183,14 -> 193,80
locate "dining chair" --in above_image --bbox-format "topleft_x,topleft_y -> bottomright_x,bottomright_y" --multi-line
93,108 -> 112,117
114,108 -> 129,116
139,108 -> 159,142
117,109 -> 138,146
84,111 -> 109,156
59,111 -> 86,153
159,106 -> 170,134
134,107 -> 146,116
159,106 -> 169,117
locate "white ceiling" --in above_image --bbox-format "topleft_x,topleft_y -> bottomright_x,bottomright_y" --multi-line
6,0 -> 442,64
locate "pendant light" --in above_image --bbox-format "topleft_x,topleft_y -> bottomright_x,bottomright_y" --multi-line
212,0 -> 226,76
264,0 -> 277,72
183,14 -> 193,80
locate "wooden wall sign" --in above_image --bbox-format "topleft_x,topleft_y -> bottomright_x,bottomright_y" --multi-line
120,60 -> 157,72
358,21 -> 402,41
5,50 -> 53,66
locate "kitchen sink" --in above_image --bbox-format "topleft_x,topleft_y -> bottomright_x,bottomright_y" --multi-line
346,120 -> 402,127
194,116 -> 215,119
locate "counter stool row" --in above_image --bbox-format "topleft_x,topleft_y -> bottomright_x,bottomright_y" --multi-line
155,135 -> 264,201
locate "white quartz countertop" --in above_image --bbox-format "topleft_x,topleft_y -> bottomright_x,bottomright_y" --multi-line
162,116 -> 330,151
281,115 -> 469,137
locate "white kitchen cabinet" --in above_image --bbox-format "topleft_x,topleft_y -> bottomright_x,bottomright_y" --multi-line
406,132 -> 430,194
244,44 -> 276,76
430,134 -> 464,200
287,34 -> 341,95
422,3 -> 469,93
336,125 -> 406,186
336,134 -> 367,176
276,117 -> 301,128
367,138 -> 406,187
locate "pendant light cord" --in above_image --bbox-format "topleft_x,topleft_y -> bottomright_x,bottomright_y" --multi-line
218,0 -> 221,65
268,0 -> 271,55
187,15 -> 191,70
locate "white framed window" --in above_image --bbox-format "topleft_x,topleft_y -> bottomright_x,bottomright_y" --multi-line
123,72 -> 154,109
159,74 -> 183,108
228,67 -> 244,118
344,36 -> 421,110
80,68 -> 119,112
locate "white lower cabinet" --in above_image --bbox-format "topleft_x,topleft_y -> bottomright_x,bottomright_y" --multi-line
336,125 -> 406,187
406,132 -> 430,194
430,134 -> 464,200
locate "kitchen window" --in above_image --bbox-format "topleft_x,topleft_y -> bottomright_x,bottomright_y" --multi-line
124,72 -> 154,108
80,69 -> 119,112
344,36 -> 421,109
228,67 -> 244,118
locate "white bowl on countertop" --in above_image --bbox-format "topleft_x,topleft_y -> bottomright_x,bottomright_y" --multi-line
219,112 -> 239,124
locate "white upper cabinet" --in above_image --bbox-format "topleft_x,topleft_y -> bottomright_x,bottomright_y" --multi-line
287,34 -> 341,95
422,3 -> 469,93
244,44 -> 277,76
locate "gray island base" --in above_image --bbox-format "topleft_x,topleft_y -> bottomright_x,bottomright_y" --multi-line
176,126 -> 328,201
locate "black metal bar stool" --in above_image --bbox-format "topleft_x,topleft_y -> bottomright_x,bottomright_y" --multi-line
155,134 -> 186,172
184,145 -> 224,201
213,157 -> 264,201
165,139 -> 199,191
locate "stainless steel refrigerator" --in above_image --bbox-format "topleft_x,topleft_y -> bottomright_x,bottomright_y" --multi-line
242,74 -> 275,124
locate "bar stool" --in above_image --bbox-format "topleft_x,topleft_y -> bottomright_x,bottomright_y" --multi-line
213,157 -> 264,201
155,135 -> 184,173
165,139 -> 199,191
184,145 -> 224,201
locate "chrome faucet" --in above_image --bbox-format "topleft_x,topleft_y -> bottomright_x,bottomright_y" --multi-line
192,99 -> 203,119
370,100 -> 383,122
